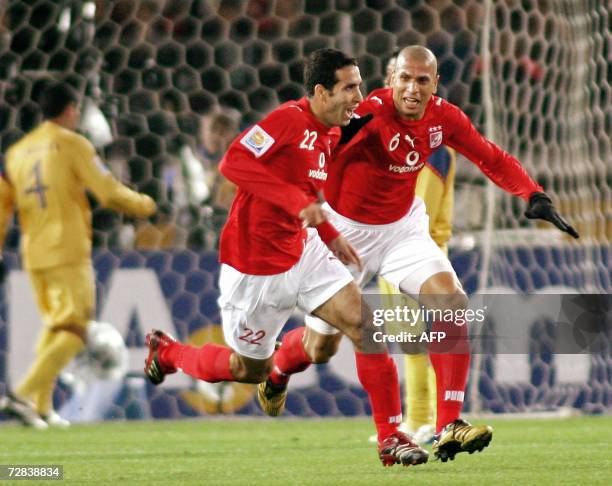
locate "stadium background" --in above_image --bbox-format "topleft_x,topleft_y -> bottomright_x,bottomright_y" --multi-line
0,0 -> 610,422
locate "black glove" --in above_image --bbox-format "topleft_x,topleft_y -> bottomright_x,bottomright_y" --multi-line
524,192 -> 579,239
339,113 -> 373,145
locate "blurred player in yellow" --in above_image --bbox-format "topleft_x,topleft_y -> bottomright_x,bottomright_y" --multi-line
378,51 -> 456,445
0,82 -> 157,428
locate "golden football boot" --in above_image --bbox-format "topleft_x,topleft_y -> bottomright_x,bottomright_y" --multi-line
257,379 -> 288,417
433,419 -> 493,462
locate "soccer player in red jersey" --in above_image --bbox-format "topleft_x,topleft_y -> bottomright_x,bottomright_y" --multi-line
260,46 -> 579,462
144,49 -> 429,468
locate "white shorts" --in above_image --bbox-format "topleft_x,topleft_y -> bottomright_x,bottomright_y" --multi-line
306,198 -> 456,335
218,229 -> 354,359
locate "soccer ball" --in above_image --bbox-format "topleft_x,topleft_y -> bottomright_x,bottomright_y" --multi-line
65,321 -> 128,383
84,321 -> 129,380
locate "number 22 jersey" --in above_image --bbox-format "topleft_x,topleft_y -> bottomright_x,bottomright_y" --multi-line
219,97 -> 340,276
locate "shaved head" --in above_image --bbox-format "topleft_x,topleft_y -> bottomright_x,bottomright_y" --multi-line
390,45 -> 439,120
396,46 -> 437,74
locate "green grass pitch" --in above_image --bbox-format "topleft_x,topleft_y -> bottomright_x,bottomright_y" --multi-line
1,416 -> 610,485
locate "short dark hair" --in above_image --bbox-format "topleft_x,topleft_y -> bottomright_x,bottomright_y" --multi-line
40,82 -> 79,119
304,48 -> 357,97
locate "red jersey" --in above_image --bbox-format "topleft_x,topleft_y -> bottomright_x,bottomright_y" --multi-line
219,97 -> 340,275
326,88 -> 543,224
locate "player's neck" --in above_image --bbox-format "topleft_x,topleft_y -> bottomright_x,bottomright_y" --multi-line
48,115 -> 75,131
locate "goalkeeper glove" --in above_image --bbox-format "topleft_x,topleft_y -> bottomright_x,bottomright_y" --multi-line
524,192 -> 579,239
339,113 -> 373,145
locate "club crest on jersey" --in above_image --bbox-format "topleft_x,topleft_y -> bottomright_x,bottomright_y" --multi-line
429,127 -> 443,148
240,124 -> 275,158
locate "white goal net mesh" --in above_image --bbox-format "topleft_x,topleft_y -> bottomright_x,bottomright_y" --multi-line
0,0 -> 609,420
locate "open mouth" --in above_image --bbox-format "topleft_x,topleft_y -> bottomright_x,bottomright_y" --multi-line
403,97 -> 419,109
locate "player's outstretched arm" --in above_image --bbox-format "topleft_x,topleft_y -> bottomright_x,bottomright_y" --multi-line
80,155 -> 156,217
299,201 -> 328,228
101,180 -> 157,218
68,134 -> 157,218
524,192 -> 579,238
339,113 -> 373,145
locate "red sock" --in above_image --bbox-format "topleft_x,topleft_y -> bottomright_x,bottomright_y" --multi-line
355,352 -> 402,443
429,320 -> 470,432
268,327 -> 312,386
161,342 -> 234,383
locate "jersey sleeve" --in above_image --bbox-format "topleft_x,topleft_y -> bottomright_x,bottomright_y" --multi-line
68,135 -> 156,217
219,109 -> 312,217
355,90 -> 389,117
445,106 -> 543,201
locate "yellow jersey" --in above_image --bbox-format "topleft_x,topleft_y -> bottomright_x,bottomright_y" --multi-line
415,147 -> 456,254
0,121 -> 156,270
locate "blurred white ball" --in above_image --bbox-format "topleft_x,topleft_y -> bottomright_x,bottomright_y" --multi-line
65,321 -> 128,384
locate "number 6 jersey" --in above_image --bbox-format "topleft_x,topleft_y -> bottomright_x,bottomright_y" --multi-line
325,87 -> 543,224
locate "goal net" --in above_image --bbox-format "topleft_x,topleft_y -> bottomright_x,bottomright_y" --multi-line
0,0 -> 609,421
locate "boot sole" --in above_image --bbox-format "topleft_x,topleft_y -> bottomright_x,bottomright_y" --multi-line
380,449 -> 429,467
434,440 -> 462,462
463,430 -> 493,454
435,430 -> 493,462
400,450 -> 429,467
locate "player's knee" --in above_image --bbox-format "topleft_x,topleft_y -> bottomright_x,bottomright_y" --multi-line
420,282 -> 468,314
444,290 -> 469,313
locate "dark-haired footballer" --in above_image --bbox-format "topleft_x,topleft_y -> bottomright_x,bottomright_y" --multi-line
0,82 -> 156,429
145,49 -> 429,468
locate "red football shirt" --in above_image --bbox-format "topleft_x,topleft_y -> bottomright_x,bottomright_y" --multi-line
219,97 -> 340,275
326,88 -> 543,224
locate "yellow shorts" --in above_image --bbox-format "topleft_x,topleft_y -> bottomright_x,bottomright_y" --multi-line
379,277 -> 429,354
28,262 -> 95,330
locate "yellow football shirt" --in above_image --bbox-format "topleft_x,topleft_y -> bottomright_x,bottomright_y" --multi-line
0,121 -> 156,270
415,147 -> 456,254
